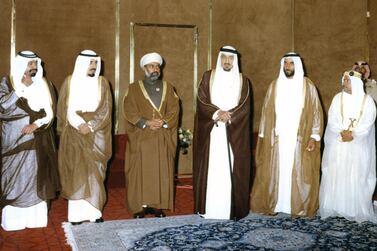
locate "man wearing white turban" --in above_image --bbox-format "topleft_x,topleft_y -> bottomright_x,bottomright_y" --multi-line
0,51 -> 60,231
320,70 -> 377,223
123,52 -> 179,218
250,52 -> 323,217
193,46 -> 252,220
57,50 -> 112,225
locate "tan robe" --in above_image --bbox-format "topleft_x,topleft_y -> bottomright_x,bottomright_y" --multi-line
250,77 -> 323,217
123,80 -> 179,213
57,76 -> 112,211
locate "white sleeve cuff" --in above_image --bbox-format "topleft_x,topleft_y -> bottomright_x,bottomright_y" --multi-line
310,134 -> 321,141
212,110 -> 220,121
87,121 -> 94,132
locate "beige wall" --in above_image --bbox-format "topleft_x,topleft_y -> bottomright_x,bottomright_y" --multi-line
370,0 -> 377,77
11,0 -> 115,93
295,0 -> 368,114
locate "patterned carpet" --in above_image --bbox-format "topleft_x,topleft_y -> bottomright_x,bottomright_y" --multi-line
63,213 -> 377,250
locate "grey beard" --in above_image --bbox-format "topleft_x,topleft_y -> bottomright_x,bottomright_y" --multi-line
145,71 -> 160,81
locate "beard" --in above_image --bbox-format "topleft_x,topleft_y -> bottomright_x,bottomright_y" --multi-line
29,69 -> 37,77
87,69 -> 96,77
146,71 -> 160,81
222,63 -> 232,72
284,68 -> 295,77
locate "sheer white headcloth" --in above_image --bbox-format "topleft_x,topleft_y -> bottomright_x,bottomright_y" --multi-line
69,50 -> 101,113
342,71 -> 365,119
211,46 -> 241,111
275,52 -> 305,133
11,51 -> 51,112
140,52 -> 163,69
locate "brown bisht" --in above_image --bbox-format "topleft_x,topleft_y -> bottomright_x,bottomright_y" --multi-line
193,70 -> 253,220
0,76 -> 60,208
250,78 -> 323,217
123,81 -> 179,214
57,76 -> 112,211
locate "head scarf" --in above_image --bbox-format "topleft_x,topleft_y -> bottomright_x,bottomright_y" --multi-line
140,52 -> 163,69
11,51 -> 52,113
211,45 -> 241,111
352,61 -> 370,80
342,70 -> 365,123
69,50 -> 101,113
275,52 -> 305,133
11,51 -> 43,91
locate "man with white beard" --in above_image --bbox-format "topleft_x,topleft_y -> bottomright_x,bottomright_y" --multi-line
193,46 -> 252,220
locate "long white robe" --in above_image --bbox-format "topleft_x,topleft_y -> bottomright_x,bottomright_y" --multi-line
203,49 -> 241,219
204,121 -> 234,219
320,93 -> 377,223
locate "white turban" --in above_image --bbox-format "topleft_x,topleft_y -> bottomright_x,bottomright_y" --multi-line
67,50 -> 102,128
140,52 -> 163,69
10,51 -> 53,126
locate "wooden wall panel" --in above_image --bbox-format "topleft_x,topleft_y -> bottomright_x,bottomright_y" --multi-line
212,0 -> 292,130
295,0 -> 368,115
0,0 -> 11,78
15,0 -> 115,91
369,0 -> 377,77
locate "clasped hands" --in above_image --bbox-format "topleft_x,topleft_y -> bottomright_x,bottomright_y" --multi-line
340,130 -> 353,142
146,119 -> 164,130
215,110 -> 232,124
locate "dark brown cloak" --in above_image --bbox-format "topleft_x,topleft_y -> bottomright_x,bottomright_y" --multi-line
193,70 -> 253,220
250,77 -> 323,217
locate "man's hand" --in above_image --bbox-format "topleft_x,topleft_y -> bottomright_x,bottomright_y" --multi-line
21,123 -> 38,134
340,130 -> 353,142
146,119 -> 164,130
217,110 -> 231,123
306,138 -> 316,152
78,123 -> 91,135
